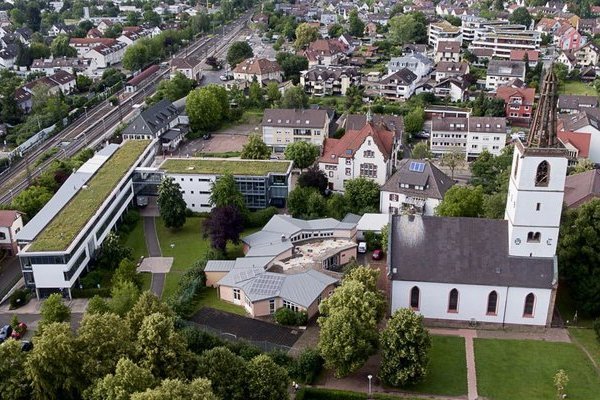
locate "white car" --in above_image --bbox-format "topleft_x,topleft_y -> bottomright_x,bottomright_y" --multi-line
358,242 -> 367,253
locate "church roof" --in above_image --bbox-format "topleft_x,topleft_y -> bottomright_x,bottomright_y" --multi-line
389,215 -> 555,289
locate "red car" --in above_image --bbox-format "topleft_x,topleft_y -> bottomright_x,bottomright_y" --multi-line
372,249 -> 384,260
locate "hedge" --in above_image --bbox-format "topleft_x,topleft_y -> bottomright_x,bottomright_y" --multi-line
296,388 -> 413,400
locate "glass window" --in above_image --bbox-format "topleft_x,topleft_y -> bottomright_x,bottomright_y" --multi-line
487,291 -> 498,315
410,286 -> 420,310
448,289 -> 459,312
233,289 -> 240,300
523,293 -> 535,317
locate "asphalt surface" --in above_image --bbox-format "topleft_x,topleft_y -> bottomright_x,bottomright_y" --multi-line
143,216 -> 166,298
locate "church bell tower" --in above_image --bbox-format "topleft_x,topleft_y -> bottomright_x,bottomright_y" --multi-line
505,67 -> 568,258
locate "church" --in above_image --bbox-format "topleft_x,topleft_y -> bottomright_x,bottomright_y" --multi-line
388,69 -> 567,327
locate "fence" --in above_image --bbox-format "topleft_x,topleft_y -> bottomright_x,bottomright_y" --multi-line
185,320 -> 300,356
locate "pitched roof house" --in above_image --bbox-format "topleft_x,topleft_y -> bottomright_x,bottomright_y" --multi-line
564,169 -> 600,208
496,86 -> 535,127
232,57 -> 283,83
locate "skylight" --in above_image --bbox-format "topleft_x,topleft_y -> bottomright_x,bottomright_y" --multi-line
409,161 -> 426,173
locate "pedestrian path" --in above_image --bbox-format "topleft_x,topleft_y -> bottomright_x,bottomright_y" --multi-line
142,217 -> 166,298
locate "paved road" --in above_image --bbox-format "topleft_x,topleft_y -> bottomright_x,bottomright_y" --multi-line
0,257 -> 22,301
143,216 -> 165,298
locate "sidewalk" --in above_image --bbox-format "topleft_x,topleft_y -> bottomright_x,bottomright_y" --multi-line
0,298 -> 89,315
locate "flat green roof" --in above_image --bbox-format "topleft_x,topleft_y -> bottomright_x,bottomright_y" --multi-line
160,158 -> 292,176
29,140 -> 151,252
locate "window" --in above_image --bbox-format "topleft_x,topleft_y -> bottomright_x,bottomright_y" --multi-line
283,300 -> 300,312
535,161 -> 550,187
328,171 -> 334,177
487,291 -> 498,315
523,293 -> 535,317
514,155 -> 519,178
0,232 -> 5,240
363,150 -> 375,158
233,289 -> 240,300
345,168 -> 351,176
527,232 -> 541,243
389,193 -> 399,202
346,158 -> 351,165
536,202 -> 541,211
360,163 -> 377,178
410,286 -> 420,310
448,289 -> 459,312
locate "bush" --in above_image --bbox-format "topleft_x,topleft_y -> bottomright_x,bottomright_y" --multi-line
79,269 -> 107,288
594,318 -> 600,342
268,349 -> 294,369
274,307 -> 308,326
118,209 -> 140,234
246,206 -> 279,228
167,259 -> 207,316
181,326 -> 226,355
226,340 -> 262,360
289,348 -> 324,384
9,288 -> 31,310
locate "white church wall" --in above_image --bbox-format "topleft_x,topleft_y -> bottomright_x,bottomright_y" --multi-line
391,280 -> 552,326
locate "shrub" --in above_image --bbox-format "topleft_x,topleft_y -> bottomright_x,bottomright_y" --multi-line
181,326 -> 226,355
274,307 -> 308,326
363,231 -> 382,251
594,318 -> 600,342
289,348 -> 324,384
119,209 -> 140,233
9,288 -> 31,310
167,259 -> 207,316
79,269 -> 107,288
226,340 -> 262,360
268,349 -> 294,369
247,206 -> 279,228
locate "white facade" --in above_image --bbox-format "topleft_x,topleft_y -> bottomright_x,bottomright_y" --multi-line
380,192 -> 440,216
569,122 -> 600,163
168,173 -> 215,213
428,21 -> 462,48
391,281 -> 553,326
505,144 -> 568,258
466,131 -> 506,158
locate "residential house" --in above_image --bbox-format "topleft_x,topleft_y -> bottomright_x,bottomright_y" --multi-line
559,109 -> 600,163
31,57 -> 97,76
0,210 -> 23,256
556,49 -> 578,72
429,77 -> 469,102
554,22 -> 585,51
122,99 -> 180,140
496,86 -> 535,127
232,57 -> 283,84
373,69 -> 419,101
301,39 -> 349,67
485,60 -> 526,90
466,117 -> 507,159
86,42 -> 127,68
300,66 -> 361,96
509,50 -> 540,67
0,44 -> 17,69
535,17 -> 561,35
434,41 -> 461,63
557,130 -> 591,164
563,169 -> 600,208
48,23 -> 74,37
471,24 -> 541,59
573,42 -> 600,68
428,20 -> 462,48
97,19 -> 115,34
14,27 -> 32,45
318,113 -> 397,191
170,56 -> 203,80
434,61 -> 469,82
262,108 -> 331,152
387,53 -> 433,79
380,159 -> 454,216
558,95 -> 599,114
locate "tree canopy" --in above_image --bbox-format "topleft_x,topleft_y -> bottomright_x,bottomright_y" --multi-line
509,7 -> 532,27
284,141 -> 320,171
157,177 -> 187,229
388,13 -> 427,45
241,134 -> 271,159
344,177 -> 380,214
281,85 -> 309,109
436,185 -> 484,217
210,173 -> 246,211
227,41 -> 253,67
186,85 -> 230,132
203,205 -> 245,253
294,23 -> 319,49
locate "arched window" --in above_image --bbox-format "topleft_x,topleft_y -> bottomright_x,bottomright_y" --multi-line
527,232 -> 541,243
523,293 -> 535,317
448,289 -> 459,312
487,291 -> 498,315
410,286 -> 420,310
535,161 -> 550,187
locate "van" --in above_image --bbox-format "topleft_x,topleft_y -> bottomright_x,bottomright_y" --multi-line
358,242 -> 367,253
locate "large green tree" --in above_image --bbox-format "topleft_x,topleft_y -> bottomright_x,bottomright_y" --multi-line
246,354 -> 290,400
379,308 -> 431,387
470,147 -> 513,194
84,358 -> 156,400
281,85 -> 309,109
440,150 -> 465,180
226,41 -> 253,67
404,106 -> 425,134
152,72 -> 195,103
131,378 -> 216,400
126,291 -> 174,334
40,293 -> 71,327
343,177 -> 380,214
157,177 -> 187,229
198,347 -> 248,400
50,34 -> 76,57
109,280 -> 141,317
558,200 -> 600,316
348,9 -> 365,37
284,141 -> 320,171
0,338 -> 31,399
388,13 -> 427,45
209,173 -> 246,211
11,185 -> 53,219
186,86 -> 228,132
411,142 -> 433,160
122,44 -> 149,71
276,53 -> 309,83
241,134 -> 271,159
294,23 -> 319,49
435,185 -> 484,217
509,7 -> 532,27
96,232 -> 132,270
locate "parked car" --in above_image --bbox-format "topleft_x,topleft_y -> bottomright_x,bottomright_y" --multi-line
21,340 -> 33,352
0,325 -> 13,343
372,249 -> 384,260
202,133 -> 212,140
358,242 -> 367,253
11,322 -> 27,339
219,74 -> 233,81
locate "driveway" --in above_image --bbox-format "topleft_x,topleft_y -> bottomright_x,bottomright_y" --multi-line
142,217 -> 166,297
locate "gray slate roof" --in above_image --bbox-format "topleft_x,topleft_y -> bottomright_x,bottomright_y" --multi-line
557,95 -> 599,111
381,159 -> 454,200
389,215 -> 555,289
487,60 -> 526,78
122,99 -> 178,137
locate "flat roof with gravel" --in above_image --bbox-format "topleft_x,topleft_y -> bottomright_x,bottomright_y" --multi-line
29,140 -> 151,252
160,158 -> 292,176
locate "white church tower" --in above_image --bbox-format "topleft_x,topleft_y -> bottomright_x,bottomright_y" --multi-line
505,68 -> 568,258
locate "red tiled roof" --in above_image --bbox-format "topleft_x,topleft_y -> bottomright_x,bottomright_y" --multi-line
558,130 -> 591,158
496,86 -> 535,105
233,57 -> 282,75
127,64 -> 160,86
510,50 -> 540,62
319,122 -> 394,163
0,210 -> 21,227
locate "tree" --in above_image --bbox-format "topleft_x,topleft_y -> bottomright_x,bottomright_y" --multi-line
246,354 -> 290,400
109,280 -> 140,317
306,190 -> 328,219
284,141 -> 320,171
40,293 -> 71,327
276,53 -> 309,83
558,200 -> 600,316
126,291 -> 174,334
227,41 -> 253,67
76,75 -> 93,92
50,34 -> 77,57
96,232 -> 132,270
198,347 -> 248,400
568,158 -> 595,175
348,9 -> 365,37
11,185 -> 53,218
136,313 -> 189,379
153,72 -> 195,102
380,223 -> 390,253
186,87 -> 226,132
26,323 -> 82,400
297,166 -> 328,193
122,44 -> 149,71
440,150 -> 465,180
509,7 -> 532,27
553,63 -> 568,84
344,177 -> 380,214
112,259 -> 140,287
126,11 -> 141,26
482,192 -> 507,219
210,173 -> 246,211
328,23 -> 344,37
85,358 -> 156,400
143,10 -> 161,27
436,185 -> 484,217
470,147 -> 513,194
86,295 -> 110,315
379,308 -> 431,387
326,193 -> 347,220
158,177 -> 187,229
77,312 -> 133,382
241,133 -> 271,159
0,338 -> 31,399
287,187 -> 319,219
388,13 -> 427,45
294,23 -> 319,49
131,378 -> 216,400
404,106 -> 425,134
411,142 -> 433,159
203,205 -> 245,252
281,85 -> 309,109
266,81 -> 281,104
248,81 -> 264,108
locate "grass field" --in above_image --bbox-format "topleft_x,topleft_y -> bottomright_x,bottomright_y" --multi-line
403,335 -> 467,396
560,80 -> 597,96
475,338 -> 600,400
569,328 -> 600,366
122,218 -> 148,261
195,287 -> 246,315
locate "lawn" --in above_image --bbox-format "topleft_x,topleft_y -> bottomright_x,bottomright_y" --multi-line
560,80 -> 597,96
569,328 -> 600,366
404,335 -> 467,396
30,140 -> 151,251
160,158 -> 291,175
475,338 -> 600,400
195,287 -> 246,316
122,217 -> 148,261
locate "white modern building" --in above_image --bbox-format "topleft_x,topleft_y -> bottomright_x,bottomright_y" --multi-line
16,140 -> 156,298
485,60 -> 527,90
387,53 -> 433,79
471,24 -> 541,59
428,20 -> 462,48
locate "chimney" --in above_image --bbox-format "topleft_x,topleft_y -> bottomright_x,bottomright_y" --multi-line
281,234 -> 286,242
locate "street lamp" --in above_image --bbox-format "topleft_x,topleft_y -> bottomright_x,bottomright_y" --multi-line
367,375 -> 373,397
